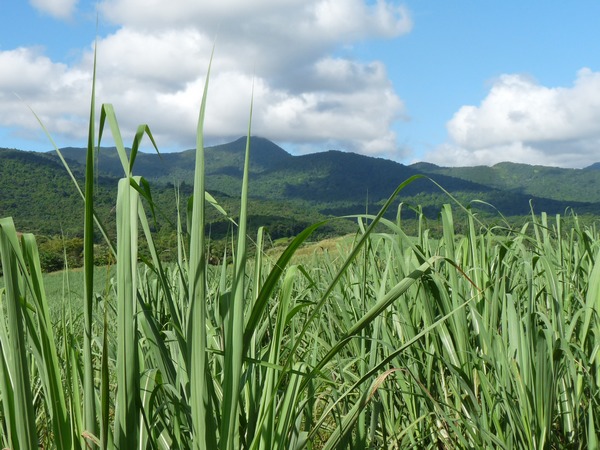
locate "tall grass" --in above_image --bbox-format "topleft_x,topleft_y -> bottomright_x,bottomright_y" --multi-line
0,53 -> 599,449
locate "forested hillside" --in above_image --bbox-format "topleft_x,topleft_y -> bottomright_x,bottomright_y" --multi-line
3,137 -> 600,246
411,161 -> 600,203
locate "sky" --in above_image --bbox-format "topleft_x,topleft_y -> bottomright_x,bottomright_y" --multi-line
2,1 -> 600,168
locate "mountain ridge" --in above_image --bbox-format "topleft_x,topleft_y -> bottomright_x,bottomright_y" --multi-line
2,137 -> 600,239
51,137 -> 600,203
410,159 -> 600,203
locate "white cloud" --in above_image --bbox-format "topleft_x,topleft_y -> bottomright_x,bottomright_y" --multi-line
426,69 -> 600,168
425,142 -> 557,167
1,0 -> 412,158
97,0 -> 411,78
30,0 -> 78,20
97,0 -> 410,38
0,48 -> 90,140
256,59 -> 404,156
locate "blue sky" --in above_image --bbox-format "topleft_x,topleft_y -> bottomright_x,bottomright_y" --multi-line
2,1 -> 600,167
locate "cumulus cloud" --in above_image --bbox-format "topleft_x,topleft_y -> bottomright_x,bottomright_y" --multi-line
426,69 -> 600,167
0,48 -> 91,140
30,0 -> 78,20
0,0 -> 411,156
97,0 -> 410,41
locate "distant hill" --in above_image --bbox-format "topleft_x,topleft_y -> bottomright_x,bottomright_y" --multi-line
55,137 -> 292,183
52,137 -> 500,202
411,161 -> 600,204
2,137 -> 600,241
0,147 -> 112,236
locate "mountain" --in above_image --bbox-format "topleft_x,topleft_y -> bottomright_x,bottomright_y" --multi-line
54,138 -> 493,202
0,147 -> 115,236
411,161 -> 600,204
2,137 -> 600,242
55,137 -> 292,183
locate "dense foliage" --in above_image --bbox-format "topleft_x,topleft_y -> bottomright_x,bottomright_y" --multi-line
1,57 -> 599,450
413,160 -> 600,203
2,199 -> 600,449
4,136 -> 600,261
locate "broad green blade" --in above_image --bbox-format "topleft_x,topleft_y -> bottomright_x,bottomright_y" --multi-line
21,234 -> 73,449
0,218 -> 38,450
220,89 -> 254,450
114,177 -> 140,448
188,46 -> 214,450
82,39 -> 98,440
